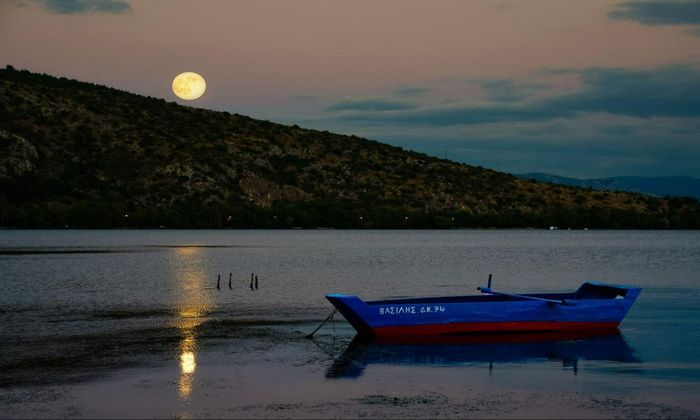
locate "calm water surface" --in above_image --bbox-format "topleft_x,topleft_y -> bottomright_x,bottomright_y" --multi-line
1,230 -> 699,416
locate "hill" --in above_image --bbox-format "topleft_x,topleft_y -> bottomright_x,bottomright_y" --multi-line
519,173 -> 700,200
1,66 -> 699,229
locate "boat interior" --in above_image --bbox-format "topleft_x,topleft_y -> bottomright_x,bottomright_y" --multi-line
367,282 -> 634,305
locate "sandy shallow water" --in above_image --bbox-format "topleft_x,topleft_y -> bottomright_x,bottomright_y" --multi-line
1,321 -> 698,419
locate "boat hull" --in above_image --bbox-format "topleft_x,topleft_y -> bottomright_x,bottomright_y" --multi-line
372,321 -> 620,336
326,282 -> 641,337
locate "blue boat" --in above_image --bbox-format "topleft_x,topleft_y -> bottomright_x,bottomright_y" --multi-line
326,279 -> 641,337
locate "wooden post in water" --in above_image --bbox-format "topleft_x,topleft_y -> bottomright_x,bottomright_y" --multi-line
228,272 -> 232,289
255,275 -> 259,290
250,273 -> 254,290
217,274 -> 221,290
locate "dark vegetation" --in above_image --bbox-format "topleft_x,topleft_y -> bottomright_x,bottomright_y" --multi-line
1,66 -> 699,229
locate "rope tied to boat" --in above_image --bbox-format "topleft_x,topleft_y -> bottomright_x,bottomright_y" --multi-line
305,309 -> 337,338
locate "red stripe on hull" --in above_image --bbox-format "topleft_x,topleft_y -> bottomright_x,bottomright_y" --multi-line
372,321 -> 619,337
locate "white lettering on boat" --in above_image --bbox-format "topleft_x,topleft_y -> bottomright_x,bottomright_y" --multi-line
379,306 -> 416,315
378,305 -> 446,316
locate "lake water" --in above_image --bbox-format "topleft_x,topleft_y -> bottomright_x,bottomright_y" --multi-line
1,230 -> 699,418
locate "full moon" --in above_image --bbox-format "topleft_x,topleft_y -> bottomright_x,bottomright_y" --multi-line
172,72 -> 206,100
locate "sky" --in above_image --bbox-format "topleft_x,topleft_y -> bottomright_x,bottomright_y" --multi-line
2,0 -> 700,178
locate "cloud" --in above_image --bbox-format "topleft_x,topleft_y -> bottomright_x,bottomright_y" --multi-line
393,86 -> 431,98
38,0 -> 130,14
369,115 -> 700,178
609,1 -> 700,34
326,97 -> 418,112
553,64 -> 700,117
335,64 -> 700,126
478,79 -> 550,103
337,102 -> 554,125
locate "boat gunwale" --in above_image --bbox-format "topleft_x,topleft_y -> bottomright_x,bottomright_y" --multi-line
365,293 -> 581,305
357,282 -> 641,306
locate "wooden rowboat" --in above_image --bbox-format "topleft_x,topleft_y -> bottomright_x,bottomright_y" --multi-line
326,279 -> 641,337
